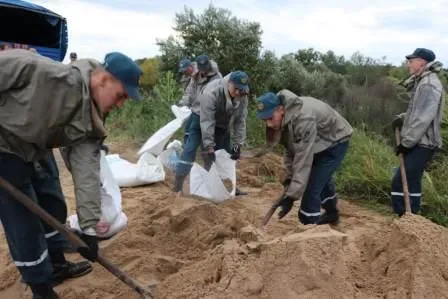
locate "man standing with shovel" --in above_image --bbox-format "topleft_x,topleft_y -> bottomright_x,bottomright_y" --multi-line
0,49 -> 142,299
391,48 -> 445,216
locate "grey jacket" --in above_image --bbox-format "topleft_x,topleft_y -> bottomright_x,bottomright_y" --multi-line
178,60 -> 221,115
199,74 -> 248,149
400,61 -> 445,149
0,49 -> 105,230
273,90 -> 353,199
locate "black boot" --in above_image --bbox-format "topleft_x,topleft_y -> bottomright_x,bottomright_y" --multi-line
52,260 -> 92,286
235,187 -> 248,196
50,250 -> 92,286
173,175 -> 186,193
30,283 -> 59,299
316,210 -> 340,225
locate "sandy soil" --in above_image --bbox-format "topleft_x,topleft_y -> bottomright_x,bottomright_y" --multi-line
1,142 -> 448,299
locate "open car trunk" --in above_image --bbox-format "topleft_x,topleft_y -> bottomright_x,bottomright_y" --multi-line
0,0 -> 68,61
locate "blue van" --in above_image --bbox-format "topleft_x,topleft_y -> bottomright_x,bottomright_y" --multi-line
0,0 -> 68,62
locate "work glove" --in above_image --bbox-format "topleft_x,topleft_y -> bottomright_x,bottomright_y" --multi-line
230,144 -> 241,160
282,178 -> 291,189
395,144 -> 411,156
276,195 -> 296,219
77,234 -> 99,262
208,150 -> 216,163
392,114 -> 404,130
100,143 -> 109,154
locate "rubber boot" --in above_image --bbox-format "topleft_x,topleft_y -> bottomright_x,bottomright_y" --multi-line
30,283 -> 59,299
316,210 -> 340,225
235,187 -> 248,196
173,175 -> 186,193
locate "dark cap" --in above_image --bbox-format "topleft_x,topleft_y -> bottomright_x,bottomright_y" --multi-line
103,52 -> 143,101
256,92 -> 280,120
405,48 -> 435,62
178,58 -> 191,73
195,54 -> 211,72
229,71 -> 249,93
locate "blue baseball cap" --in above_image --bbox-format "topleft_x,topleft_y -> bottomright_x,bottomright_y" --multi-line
103,52 -> 142,101
178,58 -> 192,73
229,71 -> 249,93
195,54 -> 211,72
256,92 -> 280,120
406,48 -> 435,62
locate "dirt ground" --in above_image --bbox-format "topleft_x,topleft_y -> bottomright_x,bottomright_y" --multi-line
1,142 -> 448,299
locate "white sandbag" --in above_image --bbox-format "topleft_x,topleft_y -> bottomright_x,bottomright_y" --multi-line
138,105 -> 191,156
99,150 -> 122,223
189,149 -> 236,203
158,140 -> 183,172
106,152 -> 165,187
67,212 -> 128,239
68,150 -> 127,238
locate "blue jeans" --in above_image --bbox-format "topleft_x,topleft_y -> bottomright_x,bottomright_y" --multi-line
176,113 -> 202,177
0,152 -> 68,285
298,141 -> 349,224
391,146 -> 435,216
183,114 -> 194,144
176,114 -> 232,177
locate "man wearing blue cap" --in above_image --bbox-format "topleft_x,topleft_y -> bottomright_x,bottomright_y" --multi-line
391,48 -> 445,217
178,54 -> 222,143
256,90 -> 353,225
0,49 -> 142,299
178,58 -> 196,91
173,70 -> 249,196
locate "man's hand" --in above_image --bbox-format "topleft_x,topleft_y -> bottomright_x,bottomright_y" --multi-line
230,144 -> 241,160
395,144 -> 412,156
276,195 -> 295,219
77,233 -> 99,262
282,178 -> 291,189
100,143 -> 109,154
392,115 -> 404,129
207,147 -> 216,163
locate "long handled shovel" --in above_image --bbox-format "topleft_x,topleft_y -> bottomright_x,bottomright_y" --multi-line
395,127 -> 412,214
0,177 -> 154,299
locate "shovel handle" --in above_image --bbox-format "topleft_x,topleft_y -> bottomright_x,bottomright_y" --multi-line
0,176 -> 154,299
394,128 -> 412,214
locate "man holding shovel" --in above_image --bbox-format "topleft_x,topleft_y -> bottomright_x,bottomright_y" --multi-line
391,48 -> 444,216
0,49 -> 142,299
257,90 -> 352,225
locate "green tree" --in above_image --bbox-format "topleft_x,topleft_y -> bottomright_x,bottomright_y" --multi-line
157,4 -> 262,81
139,57 -> 161,90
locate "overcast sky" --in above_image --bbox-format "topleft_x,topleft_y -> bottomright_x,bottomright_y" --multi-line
30,0 -> 447,66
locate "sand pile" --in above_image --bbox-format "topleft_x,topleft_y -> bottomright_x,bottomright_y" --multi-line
1,147 -> 448,299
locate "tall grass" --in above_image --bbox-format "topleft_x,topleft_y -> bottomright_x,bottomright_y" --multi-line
336,129 -> 448,226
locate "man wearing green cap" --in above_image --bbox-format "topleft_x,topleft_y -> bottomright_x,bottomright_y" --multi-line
0,49 -> 142,299
391,48 -> 445,217
256,89 -> 352,225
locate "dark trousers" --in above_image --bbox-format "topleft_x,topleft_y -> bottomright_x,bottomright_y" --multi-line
0,152 -> 68,285
298,142 -> 349,224
391,146 -> 435,216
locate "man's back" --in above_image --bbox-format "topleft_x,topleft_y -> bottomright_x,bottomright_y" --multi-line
0,49 -> 104,161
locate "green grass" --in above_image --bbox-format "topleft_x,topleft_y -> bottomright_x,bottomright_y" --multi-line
335,129 -> 448,226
